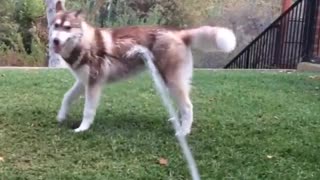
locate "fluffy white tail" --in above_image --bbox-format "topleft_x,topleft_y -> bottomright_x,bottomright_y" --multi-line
182,26 -> 237,53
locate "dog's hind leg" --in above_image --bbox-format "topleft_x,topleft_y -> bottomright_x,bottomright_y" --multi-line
74,82 -> 102,133
57,80 -> 84,123
167,79 -> 193,136
166,51 -> 194,136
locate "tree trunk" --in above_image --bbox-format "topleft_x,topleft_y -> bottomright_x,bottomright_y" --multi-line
44,0 -> 67,68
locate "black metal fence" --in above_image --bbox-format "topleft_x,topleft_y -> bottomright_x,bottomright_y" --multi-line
225,0 -> 320,69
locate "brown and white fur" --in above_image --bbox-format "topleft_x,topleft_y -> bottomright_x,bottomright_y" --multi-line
51,1 -> 236,135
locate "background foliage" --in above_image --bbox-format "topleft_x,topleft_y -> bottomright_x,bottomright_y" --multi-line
0,0 -> 282,67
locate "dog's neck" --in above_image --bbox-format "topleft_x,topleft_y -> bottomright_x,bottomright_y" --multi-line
79,21 -> 96,49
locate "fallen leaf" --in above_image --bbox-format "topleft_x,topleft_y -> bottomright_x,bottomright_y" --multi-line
267,155 -> 273,159
0,157 -> 4,162
159,157 -> 168,166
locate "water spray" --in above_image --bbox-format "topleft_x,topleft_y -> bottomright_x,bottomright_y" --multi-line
127,45 -> 201,180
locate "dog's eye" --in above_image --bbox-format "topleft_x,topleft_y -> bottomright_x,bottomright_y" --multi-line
54,23 -> 60,28
64,26 -> 72,30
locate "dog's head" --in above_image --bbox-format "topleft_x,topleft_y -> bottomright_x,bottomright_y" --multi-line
50,1 -> 84,54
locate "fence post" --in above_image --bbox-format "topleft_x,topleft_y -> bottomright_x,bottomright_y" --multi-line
303,0 -> 318,62
273,23 -> 282,68
245,49 -> 250,68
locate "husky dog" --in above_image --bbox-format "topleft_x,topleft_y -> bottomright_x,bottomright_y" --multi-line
51,1 -> 236,135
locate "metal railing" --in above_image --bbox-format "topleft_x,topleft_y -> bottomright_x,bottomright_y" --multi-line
225,0 -> 320,69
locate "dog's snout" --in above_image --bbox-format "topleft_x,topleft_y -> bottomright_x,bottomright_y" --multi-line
53,38 -> 60,46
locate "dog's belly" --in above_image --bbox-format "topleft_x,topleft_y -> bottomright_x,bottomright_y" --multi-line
106,58 -> 146,83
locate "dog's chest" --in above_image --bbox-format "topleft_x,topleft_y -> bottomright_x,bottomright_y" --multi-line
70,65 -> 90,84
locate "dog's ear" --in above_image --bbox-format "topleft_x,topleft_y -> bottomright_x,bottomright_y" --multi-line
55,1 -> 64,13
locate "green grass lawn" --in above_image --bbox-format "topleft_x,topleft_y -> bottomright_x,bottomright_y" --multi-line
0,69 -> 320,180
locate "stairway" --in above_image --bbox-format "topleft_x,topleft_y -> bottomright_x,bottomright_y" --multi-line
225,0 -> 320,69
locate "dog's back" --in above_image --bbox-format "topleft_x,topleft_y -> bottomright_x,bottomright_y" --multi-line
82,24 -> 236,83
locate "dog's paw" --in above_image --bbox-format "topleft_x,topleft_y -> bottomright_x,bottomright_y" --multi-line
57,111 -> 67,123
73,124 -> 90,133
74,127 -> 88,133
57,116 -> 66,123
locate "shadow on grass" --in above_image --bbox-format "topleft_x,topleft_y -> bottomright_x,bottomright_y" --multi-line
60,110 -> 175,136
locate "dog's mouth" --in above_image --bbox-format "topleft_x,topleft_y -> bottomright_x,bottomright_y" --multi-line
54,37 -> 78,54
53,45 -> 62,53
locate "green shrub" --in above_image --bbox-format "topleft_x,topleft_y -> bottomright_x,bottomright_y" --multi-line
0,31 -> 46,66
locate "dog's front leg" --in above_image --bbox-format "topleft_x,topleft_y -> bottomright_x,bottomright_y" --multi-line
74,83 -> 102,133
57,80 -> 84,123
